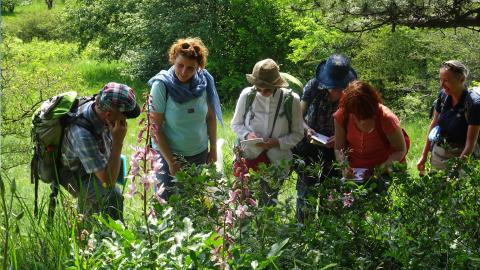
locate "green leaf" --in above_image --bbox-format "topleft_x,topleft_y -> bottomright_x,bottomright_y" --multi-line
267,238 -> 289,258
0,175 -> 5,195
320,263 -> 338,270
10,178 -> 16,194
15,211 -> 24,221
97,216 -> 136,243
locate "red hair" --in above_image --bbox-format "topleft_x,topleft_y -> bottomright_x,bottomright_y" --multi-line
339,80 -> 383,121
169,37 -> 208,68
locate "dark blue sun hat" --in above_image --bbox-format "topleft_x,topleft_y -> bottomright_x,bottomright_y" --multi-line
315,55 -> 357,90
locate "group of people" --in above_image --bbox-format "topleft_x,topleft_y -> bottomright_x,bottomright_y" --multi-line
56,37 -> 479,223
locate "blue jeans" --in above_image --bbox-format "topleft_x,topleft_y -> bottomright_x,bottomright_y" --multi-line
155,149 -> 208,200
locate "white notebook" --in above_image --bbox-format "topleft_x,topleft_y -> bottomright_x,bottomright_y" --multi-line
310,132 -> 329,145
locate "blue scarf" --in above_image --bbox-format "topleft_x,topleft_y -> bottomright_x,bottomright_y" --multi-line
148,66 -> 223,127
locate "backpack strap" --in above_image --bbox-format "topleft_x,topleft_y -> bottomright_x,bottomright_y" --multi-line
281,89 -> 294,133
243,87 -> 257,124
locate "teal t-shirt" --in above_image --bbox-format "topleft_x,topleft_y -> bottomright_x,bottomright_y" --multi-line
150,81 -> 209,156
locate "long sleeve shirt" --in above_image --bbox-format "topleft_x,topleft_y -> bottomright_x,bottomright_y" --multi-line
231,87 -> 304,164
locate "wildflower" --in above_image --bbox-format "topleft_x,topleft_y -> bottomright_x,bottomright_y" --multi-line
246,197 -> 257,207
342,192 -> 354,208
225,190 -> 238,204
152,159 -> 163,172
140,171 -> 156,191
125,183 -> 137,198
154,183 -> 167,204
225,210 -> 234,228
235,205 -> 252,219
327,192 -> 334,202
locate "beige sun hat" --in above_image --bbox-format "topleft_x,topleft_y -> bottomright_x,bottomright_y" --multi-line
246,59 -> 289,89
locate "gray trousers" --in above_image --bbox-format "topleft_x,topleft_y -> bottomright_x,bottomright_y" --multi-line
56,167 -> 123,220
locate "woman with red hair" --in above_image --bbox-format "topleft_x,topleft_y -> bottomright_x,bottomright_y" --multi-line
333,80 -> 407,181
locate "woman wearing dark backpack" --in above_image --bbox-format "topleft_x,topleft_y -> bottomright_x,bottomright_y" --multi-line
334,80 -> 407,186
417,60 -> 480,171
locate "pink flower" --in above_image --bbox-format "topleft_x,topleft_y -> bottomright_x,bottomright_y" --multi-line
154,183 -> 167,204
235,205 -> 252,219
137,127 -> 145,143
327,192 -> 334,202
225,190 -> 238,204
342,192 -> 354,208
152,159 -> 163,173
140,171 -> 157,191
146,148 -> 159,161
225,210 -> 233,228
246,198 -> 257,207
125,183 -> 136,198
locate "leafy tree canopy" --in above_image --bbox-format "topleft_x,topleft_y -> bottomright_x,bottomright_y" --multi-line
293,0 -> 480,32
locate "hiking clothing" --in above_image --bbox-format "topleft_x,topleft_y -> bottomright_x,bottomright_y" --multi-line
60,101 -> 123,220
231,87 -> 303,164
333,104 -> 401,171
149,81 -> 209,157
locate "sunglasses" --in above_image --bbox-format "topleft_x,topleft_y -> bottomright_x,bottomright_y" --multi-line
181,42 -> 200,57
441,61 -> 464,75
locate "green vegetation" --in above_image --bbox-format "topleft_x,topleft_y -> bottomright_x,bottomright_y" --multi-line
2,0 -> 480,269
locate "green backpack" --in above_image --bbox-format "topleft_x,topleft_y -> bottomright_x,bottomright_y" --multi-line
243,87 -> 295,133
30,91 -> 97,217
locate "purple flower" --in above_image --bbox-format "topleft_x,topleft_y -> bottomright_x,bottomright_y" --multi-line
225,190 -> 238,204
246,198 -> 257,207
327,192 -> 334,202
225,210 -> 234,228
342,192 -> 354,208
125,183 -> 136,198
154,183 -> 167,204
140,171 -> 157,191
235,205 -> 252,219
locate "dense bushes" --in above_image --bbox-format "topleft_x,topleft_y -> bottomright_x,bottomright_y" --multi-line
4,158 -> 477,269
62,0 -> 295,99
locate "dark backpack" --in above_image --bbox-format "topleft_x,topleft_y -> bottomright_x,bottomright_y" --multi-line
31,92 -> 97,217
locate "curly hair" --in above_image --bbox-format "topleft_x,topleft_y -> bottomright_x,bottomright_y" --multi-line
339,80 -> 383,121
168,37 -> 208,68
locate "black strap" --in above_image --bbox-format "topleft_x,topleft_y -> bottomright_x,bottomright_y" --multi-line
269,90 -> 284,138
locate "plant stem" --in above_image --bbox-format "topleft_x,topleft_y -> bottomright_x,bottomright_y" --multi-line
143,100 -> 153,247
0,174 -> 10,270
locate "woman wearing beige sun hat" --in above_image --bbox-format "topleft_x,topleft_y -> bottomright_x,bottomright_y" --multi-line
231,59 -> 304,206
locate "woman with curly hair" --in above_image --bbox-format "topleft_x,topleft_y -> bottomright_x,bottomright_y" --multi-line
333,80 -> 407,181
148,37 -> 223,200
